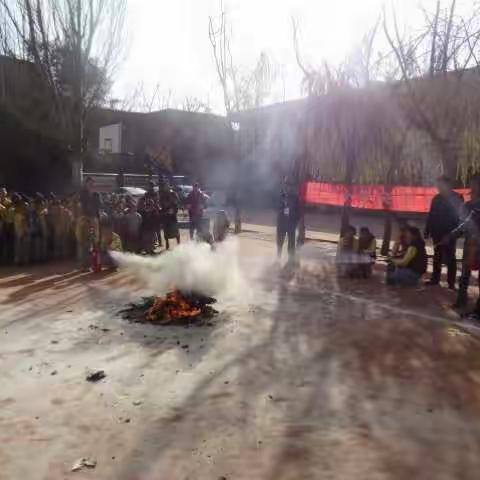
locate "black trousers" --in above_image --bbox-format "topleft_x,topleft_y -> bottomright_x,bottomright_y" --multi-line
1,225 -> 14,265
189,216 -> 206,240
277,220 -> 297,259
431,238 -> 457,287
457,241 -> 480,310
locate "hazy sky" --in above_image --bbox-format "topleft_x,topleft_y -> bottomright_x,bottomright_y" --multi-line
113,0 -> 430,113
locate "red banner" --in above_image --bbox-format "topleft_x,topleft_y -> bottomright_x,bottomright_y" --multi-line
303,182 -> 470,213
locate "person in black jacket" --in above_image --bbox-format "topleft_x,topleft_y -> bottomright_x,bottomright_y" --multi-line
277,178 -> 301,261
424,175 -> 463,289
452,175 -> 480,314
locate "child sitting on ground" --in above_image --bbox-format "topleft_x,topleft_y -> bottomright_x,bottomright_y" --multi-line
358,227 -> 377,278
387,226 -> 427,287
100,220 -> 123,270
336,225 -> 359,277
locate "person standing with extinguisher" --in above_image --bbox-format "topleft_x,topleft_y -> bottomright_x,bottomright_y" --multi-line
276,177 -> 301,263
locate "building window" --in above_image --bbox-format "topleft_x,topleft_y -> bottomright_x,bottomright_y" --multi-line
104,138 -> 112,152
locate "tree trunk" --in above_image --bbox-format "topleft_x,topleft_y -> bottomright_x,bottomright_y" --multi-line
341,149 -> 354,234
340,200 -> 351,234
296,171 -> 307,246
381,211 -> 393,256
234,204 -> 241,234
381,185 -> 393,256
230,121 -> 242,234
71,153 -> 83,188
297,209 -> 306,245
439,139 -> 458,179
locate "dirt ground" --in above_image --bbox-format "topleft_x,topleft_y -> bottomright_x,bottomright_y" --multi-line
2,229 -> 480,480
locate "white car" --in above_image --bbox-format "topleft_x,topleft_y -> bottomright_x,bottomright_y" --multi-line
118,186 -> 146,200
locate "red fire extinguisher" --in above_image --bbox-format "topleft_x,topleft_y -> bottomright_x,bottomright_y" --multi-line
91,246 -> 101,273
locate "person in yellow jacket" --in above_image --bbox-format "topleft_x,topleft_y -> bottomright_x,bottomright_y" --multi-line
13,199 -> 30,266
31,196 -> 49,262
1,189 -> 14,264
75,215 -> 99,271
387,227 -> 427,287
0,201 -> 6,264
50,200 -> 73,259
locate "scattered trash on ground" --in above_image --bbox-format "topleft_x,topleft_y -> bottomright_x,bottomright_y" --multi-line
89,324 -> 111,332
447,326 -> 472,337
86,370 -> 106,382
133,400 -> 143,406
71,457 -> 97,472
50,370 -> 58,376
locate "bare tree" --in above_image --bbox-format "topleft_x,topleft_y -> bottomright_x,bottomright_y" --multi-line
138,84 -> 172,112
383,0 -> 480,179
209,1 -> 275,232
182,96 -> 211,113
112,83 -> 174,113
292,14 -> 426,251
0,0 -> 127,185
292,16 -> 381,96
293,16 -> 386,232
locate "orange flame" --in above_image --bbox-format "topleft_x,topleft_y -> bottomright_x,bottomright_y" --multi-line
146,290 -> 201,323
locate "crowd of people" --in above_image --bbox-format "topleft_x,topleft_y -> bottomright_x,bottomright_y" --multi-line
5,170 -> 480,318
335,174 -> 480,319
0,176 -> 229,272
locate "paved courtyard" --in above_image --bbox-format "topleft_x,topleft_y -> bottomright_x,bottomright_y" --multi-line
1,230 -> 480,479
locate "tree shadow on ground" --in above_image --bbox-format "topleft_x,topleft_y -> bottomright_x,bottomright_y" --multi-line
1,270 -> 122,305
60,281 -> 225,375
114,255 -> 480,480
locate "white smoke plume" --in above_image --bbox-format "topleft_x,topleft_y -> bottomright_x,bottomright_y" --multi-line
110,238 -> 247,300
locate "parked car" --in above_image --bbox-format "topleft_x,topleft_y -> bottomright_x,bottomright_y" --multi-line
118,186 -> 146,200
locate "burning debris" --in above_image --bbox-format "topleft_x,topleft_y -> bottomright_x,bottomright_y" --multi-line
121,290 -> 218,325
